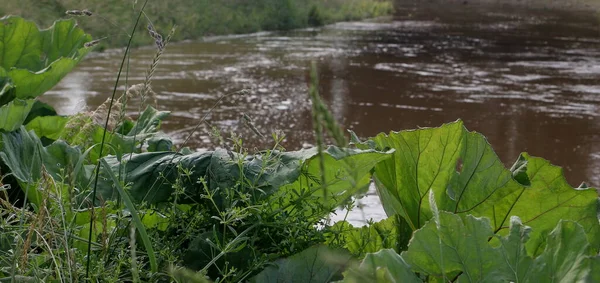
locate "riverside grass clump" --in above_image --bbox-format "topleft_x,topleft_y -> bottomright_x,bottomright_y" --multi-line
1,9 -> 600,283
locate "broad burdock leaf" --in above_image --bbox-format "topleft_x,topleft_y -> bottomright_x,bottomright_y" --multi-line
100,146 -> 392,209
0,16 -> 92,99
25,116 -> 68,140
401,199 -> 501,282
401,209 -> 598,282
0,99 -> 35,132
0,127 -> 88,205
357,120 -> 600,253
342,249 -> 421,283
495,216 -> 533,282
327,214 -> 412,257
524,220 -> 595,282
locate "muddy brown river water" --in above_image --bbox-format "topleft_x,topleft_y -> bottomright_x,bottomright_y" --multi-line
46,3 -> 600,224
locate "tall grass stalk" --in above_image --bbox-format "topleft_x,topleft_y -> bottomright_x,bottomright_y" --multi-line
100,158 -> 158,272
309,62 -> 330,203
85,0 -> 150,278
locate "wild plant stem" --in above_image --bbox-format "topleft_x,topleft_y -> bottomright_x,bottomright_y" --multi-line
85,0 -> 149,279
309,62 -> 328,202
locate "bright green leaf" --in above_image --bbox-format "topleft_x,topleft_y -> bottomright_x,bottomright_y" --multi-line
0,16 -> 92,99
400,200 -> 598,282
359,120 -> 600,252
0,99 -> 35,132
342,249 -> 421,283
402,211 -> 501,282
271,146 -> 393,216
0,16 -> 42,71
328,214 -> 412,257
525,220 -> 595,282
25,115 -> 68,140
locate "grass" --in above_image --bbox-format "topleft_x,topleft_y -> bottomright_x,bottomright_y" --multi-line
0,0 -> 394,49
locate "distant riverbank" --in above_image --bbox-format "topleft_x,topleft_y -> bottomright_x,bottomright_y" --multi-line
0,0 -> 393,49
394,0 -> 600,11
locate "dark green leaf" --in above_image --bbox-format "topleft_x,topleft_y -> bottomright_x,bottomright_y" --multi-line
0,127 -> 88,205
251,245 -> 352,283
23,100 -> 57,124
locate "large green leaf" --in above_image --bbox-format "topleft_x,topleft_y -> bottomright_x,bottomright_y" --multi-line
251,245 -> 352,283
400,194 -> 598,282
0,127 -> 45,204
342,249 -> 421,283
99,148 -> 315,204
327,214 -> 412,257
402,212 -> 501,282
491,153 -> 600,255
0,16 -> 92,99
0,99 -> 35,132
99,146 -> 391,207
269,146 -> 393,216
0,127 -> 88,205
0,17 -> 41,71
524,220 -> 595,282
358,120 -> 600,252
23,100 -> 58,124
25,116 -> 68,140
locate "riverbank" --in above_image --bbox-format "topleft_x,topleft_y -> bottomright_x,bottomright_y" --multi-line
0,0 -> 393,49
394,0 -> 600,11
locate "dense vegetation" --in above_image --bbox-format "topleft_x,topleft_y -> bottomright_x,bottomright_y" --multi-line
0,0 -> 393,48
1,8 -> 599,283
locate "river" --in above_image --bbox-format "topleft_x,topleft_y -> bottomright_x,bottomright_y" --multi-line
46,3 -> 600,225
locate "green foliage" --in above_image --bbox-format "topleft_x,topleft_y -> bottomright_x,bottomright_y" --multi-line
0,127 -> 89,205
0,16 -> 92,100
401,208 -> 599,282
308,5 -> 325,27
356,120 -> 600,254
342,249 -> 421,283
340,212 -> 600,282
24,116 -> 68,140
269,147 -> 392,219
0,99 -> 35,132
327,215 -> 412,257
251,245 -> 352,283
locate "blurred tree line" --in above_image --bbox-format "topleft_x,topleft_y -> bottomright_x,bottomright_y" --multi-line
1,0 -> 393,48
